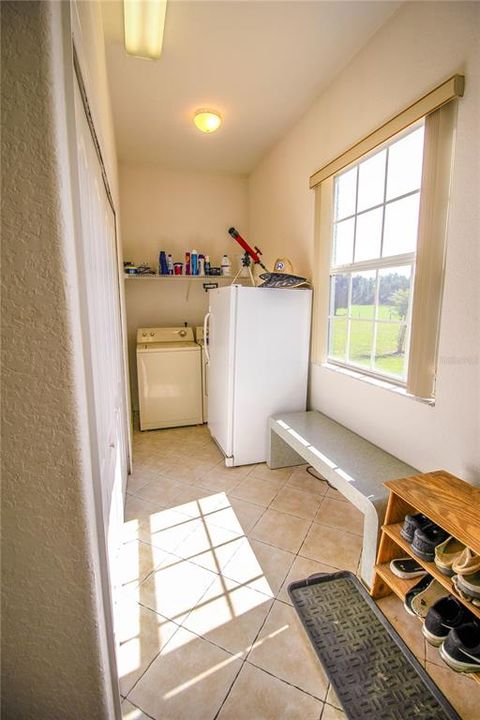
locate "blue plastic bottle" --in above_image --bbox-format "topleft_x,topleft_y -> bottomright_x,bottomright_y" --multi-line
159,251 -> 169,275
191,249 -> 198,276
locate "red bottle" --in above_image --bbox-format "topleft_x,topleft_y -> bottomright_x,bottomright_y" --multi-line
185,252 -> 191,275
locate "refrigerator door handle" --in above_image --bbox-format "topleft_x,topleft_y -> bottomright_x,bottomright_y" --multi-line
203,312 -> 211,364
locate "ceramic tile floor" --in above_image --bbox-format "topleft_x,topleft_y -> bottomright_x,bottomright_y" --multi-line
117,425 -> 479,720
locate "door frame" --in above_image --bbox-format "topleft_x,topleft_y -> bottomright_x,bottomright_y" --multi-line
72,44 -> 131,484
59,2 -> 131,715
71,24 -> 132,481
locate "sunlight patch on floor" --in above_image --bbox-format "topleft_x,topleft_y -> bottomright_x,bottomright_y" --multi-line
116,491 -> 273,684
162,652 -> 243,700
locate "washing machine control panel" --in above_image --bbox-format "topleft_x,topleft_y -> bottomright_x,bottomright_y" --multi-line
136,327 -> 195,344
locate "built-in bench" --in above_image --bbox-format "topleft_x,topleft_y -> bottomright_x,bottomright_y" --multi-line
267,411 -> 418,587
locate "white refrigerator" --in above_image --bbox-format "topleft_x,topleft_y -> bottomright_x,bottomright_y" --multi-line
204,285 -> 312,466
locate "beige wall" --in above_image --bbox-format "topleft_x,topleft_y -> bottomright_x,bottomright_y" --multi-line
119,164 -> 248,411
120,163 -> 248,269
2,1 -> 120,717
248,1 -> 480,481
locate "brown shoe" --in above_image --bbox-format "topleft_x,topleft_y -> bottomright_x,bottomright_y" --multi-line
451,547 -> 480,576
434,536 -> 466,577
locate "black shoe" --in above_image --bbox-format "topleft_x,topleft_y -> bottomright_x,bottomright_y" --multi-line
440,622 -> 480,672
422,596 -> 473,646
400,513 -> 431,543
390,557 -> 428,579
411,524 -> 449,562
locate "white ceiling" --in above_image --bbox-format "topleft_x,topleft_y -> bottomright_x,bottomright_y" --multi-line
102,1 -> 400,174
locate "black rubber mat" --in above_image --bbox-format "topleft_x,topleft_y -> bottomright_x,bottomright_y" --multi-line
288,571 -> 460,720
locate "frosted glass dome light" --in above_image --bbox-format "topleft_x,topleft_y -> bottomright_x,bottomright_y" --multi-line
193,110 -> 222,133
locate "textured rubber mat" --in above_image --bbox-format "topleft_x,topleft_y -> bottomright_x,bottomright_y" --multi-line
288,571 -> 460,720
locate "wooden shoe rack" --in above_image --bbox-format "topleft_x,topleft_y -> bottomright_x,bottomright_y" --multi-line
371,469 -> 480,684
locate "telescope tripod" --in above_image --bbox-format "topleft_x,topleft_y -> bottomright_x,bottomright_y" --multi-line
232,251 -> 256,287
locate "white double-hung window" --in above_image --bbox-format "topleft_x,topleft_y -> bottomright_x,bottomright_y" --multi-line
328,124 -> 425,383
311,75 -> 464,400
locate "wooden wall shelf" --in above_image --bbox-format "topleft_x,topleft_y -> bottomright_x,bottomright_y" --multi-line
371,470 -> 480,683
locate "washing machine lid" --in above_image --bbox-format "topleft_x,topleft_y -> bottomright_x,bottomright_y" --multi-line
137,341 -> 199,352
136,326 -> 195,344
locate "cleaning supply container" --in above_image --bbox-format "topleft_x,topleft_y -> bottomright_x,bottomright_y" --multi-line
221,254 -> 232,276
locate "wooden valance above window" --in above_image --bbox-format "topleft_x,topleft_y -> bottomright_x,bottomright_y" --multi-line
309,75 -> 464,189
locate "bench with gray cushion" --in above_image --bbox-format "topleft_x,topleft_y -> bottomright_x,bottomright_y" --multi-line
267,411 -> 418,587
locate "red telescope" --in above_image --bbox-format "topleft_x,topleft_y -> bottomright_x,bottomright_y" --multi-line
228,227 -> 268,271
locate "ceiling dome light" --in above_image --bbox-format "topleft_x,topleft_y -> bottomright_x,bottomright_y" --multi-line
193,110 -> 222,133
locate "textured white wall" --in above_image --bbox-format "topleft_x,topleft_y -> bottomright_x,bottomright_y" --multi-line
2,2 -> 119,717
119,164 -> 248,411
248,1 -> 480,481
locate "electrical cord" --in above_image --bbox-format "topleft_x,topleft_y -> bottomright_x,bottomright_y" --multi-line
305,465 -> 336,491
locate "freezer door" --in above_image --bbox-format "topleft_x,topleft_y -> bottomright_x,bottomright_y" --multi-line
207,286 -> 236,458
232,287 -> 312,465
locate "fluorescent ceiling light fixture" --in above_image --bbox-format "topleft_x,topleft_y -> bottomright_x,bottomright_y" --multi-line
124,0 -> 168,60
193,110 -> 222,134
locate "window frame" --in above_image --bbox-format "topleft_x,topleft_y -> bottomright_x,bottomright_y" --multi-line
326,123 -> 424,386
311,80 -> 461,400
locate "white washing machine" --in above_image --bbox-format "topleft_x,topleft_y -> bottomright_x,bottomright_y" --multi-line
195,325 -> 208,423
136,327 -> 202,431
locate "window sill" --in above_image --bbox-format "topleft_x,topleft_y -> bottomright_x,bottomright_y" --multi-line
316,361 -> 435,406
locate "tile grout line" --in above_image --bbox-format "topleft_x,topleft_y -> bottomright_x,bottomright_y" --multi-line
127,434 -> 464,718
123,441 -> 345,718
124,612 -> 184,702
210,476 -> 304,719
239,467 -> 312,535
224,491 -> 334,712
248,491 -> 322,566
210,502 -> 329,717
121,496 -> 225,695
211,657 -> 245,720
124,543 -> 282,702
243,657 -> 329,705
123,457 -> 228,703
122,697 -> 157,720
210,573 -> 284,720
124,553 -> 238,703
129,470 -> 334,618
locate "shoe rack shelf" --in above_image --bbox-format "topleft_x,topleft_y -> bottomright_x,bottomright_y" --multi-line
375,523 -> 480,621
371,469 -> 480,683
